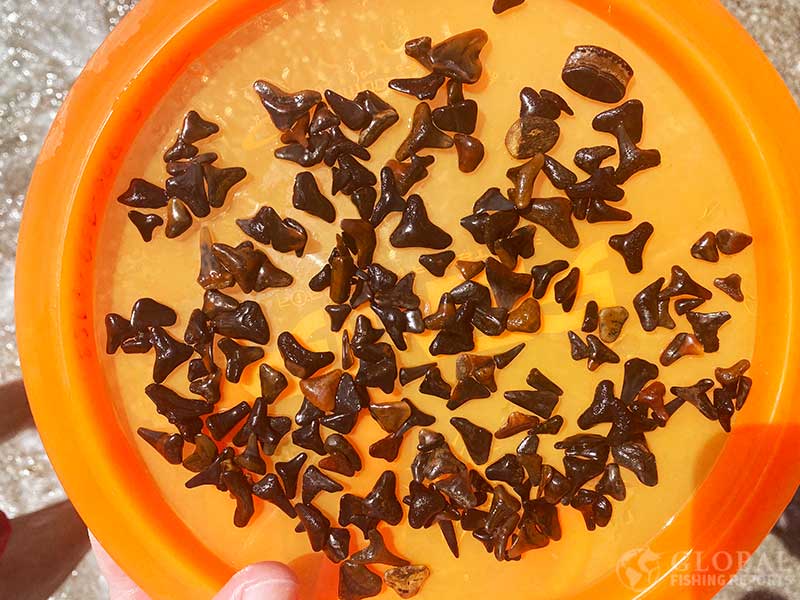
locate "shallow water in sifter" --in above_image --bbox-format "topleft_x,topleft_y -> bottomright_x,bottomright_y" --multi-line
93,0 -> 757,597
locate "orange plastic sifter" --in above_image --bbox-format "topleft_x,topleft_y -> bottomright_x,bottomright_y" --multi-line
14,1 -> 800,599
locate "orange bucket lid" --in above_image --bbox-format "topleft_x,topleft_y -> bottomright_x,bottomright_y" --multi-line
15,1 -> 800,599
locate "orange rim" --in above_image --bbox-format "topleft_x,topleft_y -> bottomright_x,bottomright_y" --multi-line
15,1 -> 800,598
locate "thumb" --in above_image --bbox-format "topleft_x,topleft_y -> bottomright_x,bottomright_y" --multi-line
213,562 -> 299,600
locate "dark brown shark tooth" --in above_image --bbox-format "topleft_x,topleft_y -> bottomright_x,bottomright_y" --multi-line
185,447 -> 233,490
567,330 -> 590,361
450,417 -> 492,464
495,412 -> 540,439
460,210 -> 520,247
309,264 -> 332,293
453,133 -> 486,173
715,229 -> 753,255
429,302 -> 476,356
352,314 -> 386,347
253,473 -> 297,519
295,502 -> 331,552
526,368 -> 564,396
211,300 -> 270,345
659,265 -> 713,300
530,260 -> 569,299
326,304 -> 353,333
660,332 -> 704,366
165,161 -> 209,217
130,298 -> 177,330
350,529 -> 409,567
405,480 -> 447,529
360,106 -> 400,147
341,219 -> 377,269
519,87 -> 572,120
419,367 -> 452,400
127,211 -> 163,242
372,272 -> 421,310
714,274 -> 744,302
332,154 -> 377,197
504,390 -> 559,419
117,178 -> 168,209
715,359 -> 752,387
363,471 -> 404,526
181,433 -> 218,473
324,89 -> 371,130
419,250 -> 456,277
236,206 -> 308,256
608,222 -> 654,274
423,293 -> 457,330
274,130 -> 330,167
399,363 -> 435,386
292,420 -> 326,456
389,73 -> 446,100
637,382 -> 669,425
273,453 -> 307,501
163,198 -> 192,239
307,102 -> 341,134
690,231 -> 720,262
370,400 -> 413,434
144,384 -> 213,441
485,257 -> 532,309
633,277 -> 665,332
472,187 -> 515,213
506,298 -> 541,333
420,29 -> 489,83
339,561 -> 382,600
396,103 -> 454,162
520,197 -> 579,248
390,195 -> 452,249
299,369 -> 343,413
217,338 -> 264,383
685,311 -> 732,352
618,357 -> 659,406
292,171 -> 335,223
553,267 -> 580,312
197,228 -> 234,291
350,187 -> 377,221
210,241 -> 264,294
370,167 -> 406,227
354,341 -> 398,394
220,460 -> 255,528
611,438 -> 659,486
433,99 -> 478,134
506,154 -> 545,211
302,465 -> 344,505
203,163 -> 247,209
540,156 -> 577,191
387,154 -> 436,195
253,80 -> 321,131
471,305 -> 507,336
574,145 -> 616,174
188,366 -> 222,404
613,126 -> 661,184
206,401 -> 250,442
254,364 -> 287,406
494,225 -> 536,268
330,235 -> 357,305
493,343 -> 526,370
323,126 -> 371,166
137,428 -> 184,465
234,432 -> 267,475
277,331 -> 335,379
148,327 -> 193,383
585,335 -> 620,371
581,300 -> 599,333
